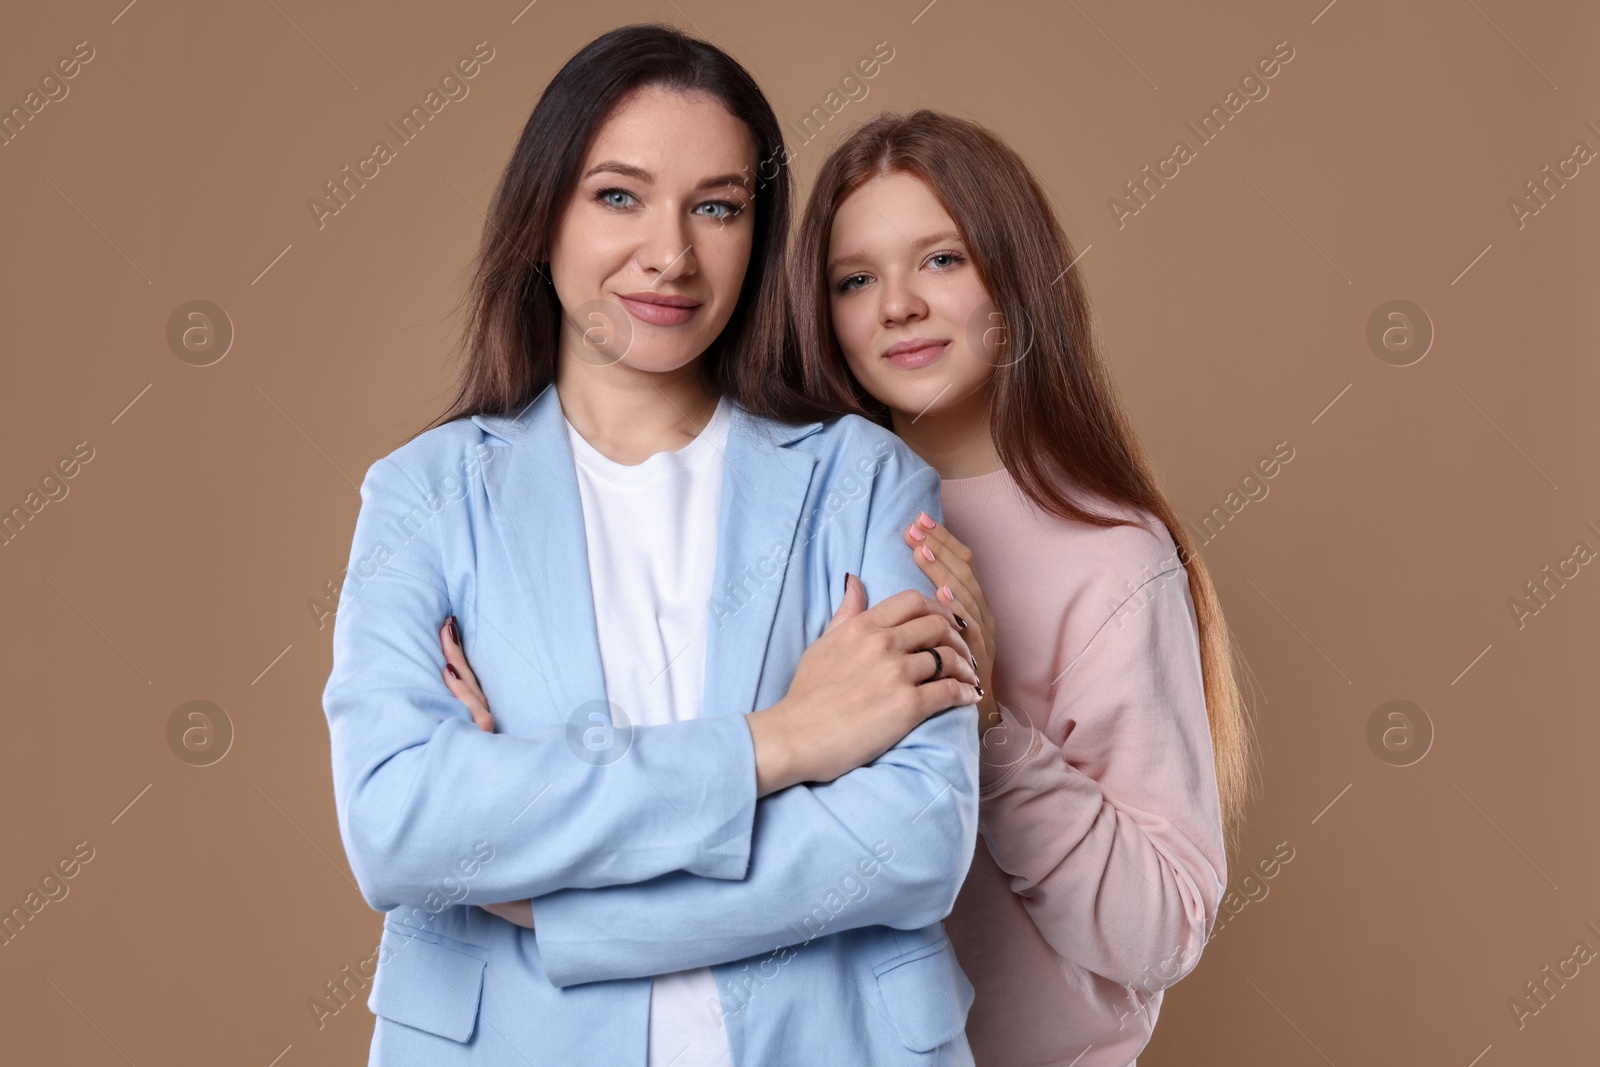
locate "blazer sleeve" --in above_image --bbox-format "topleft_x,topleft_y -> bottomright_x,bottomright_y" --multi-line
527,459 -> 982,988
323,455 -> 760,913
974,565 -> 1228,993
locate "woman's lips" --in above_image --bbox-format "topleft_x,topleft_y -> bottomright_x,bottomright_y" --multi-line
618,294 -> 700,326
884,341 -> 949,369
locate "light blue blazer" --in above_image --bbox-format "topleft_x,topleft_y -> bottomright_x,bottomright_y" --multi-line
322,384 -> 981,1066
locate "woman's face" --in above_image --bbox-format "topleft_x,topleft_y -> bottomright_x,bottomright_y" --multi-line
549,85 -> 758,374
826,171 -> 1000,422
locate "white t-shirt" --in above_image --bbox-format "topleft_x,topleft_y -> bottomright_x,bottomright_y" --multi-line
563,394 -> 736,1067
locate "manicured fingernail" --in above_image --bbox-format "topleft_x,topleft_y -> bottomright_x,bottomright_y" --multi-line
941,584 -> 954,601
975,685 -> 985,697
970,654 -> 978,671
446,663 -> 461,680
918,512 -> 937,529
921,546 -> 934,562
448,616 -> 461,645
954,614 -> 968,630
908,524 -> 926,542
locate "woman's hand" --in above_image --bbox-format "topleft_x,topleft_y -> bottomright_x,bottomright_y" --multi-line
439,616 -> 535,930
904,512 -> 1001,733
746,578 -> 982,796
480,899 -> 534,929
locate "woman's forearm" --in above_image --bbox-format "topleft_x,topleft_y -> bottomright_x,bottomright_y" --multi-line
745,699 -> 802,797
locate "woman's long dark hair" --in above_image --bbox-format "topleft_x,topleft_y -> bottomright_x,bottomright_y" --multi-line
790,110 -> 1257,856
421,22 -> 836,435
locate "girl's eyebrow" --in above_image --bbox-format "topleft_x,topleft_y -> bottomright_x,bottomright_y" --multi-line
582,160 -> 752,193
827,229 -> 964,273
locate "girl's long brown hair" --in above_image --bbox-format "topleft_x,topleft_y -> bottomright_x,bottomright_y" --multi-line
420,23 -> 836,437
790,109 -> 1256,855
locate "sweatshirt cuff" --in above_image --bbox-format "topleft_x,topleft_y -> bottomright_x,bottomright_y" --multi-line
978,702 -> 1044,796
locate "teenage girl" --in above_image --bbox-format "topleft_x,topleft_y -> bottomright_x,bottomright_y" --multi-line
785,109 -> 1255,1066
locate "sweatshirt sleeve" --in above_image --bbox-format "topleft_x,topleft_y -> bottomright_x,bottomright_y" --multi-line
973,564 -> 1227,994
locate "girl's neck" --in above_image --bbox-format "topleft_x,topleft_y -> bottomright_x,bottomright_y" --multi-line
887,387 -> 1004,481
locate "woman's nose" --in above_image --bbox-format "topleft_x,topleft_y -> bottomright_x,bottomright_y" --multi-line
640,214 -> 696,280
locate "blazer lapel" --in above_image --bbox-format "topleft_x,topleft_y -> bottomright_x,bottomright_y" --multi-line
473,386 -> 607,724
472,387 -> 822,729
702,404 -> 818,722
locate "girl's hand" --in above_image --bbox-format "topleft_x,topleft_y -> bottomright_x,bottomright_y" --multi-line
746,580 -> 982,795
439,615 -> 495,733
904,512 -> 1001,732
439,616 -> 534,929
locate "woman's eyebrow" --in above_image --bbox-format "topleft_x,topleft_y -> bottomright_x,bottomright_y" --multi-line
582,160 -> 752,193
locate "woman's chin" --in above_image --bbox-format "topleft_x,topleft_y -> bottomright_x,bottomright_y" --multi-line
582,340 -> 710,375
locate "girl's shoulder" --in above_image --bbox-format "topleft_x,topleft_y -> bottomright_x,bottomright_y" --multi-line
975,471 -> 1184,586
949,472 -> 1188,654
986,477 -> 1194,678
1060,482 -> 1183,579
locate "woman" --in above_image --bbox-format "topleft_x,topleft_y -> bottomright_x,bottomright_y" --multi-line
323,27 -> 984,1067
785,110 -> 1255,1066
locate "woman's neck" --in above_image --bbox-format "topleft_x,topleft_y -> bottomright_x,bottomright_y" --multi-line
554,357 -> 720,466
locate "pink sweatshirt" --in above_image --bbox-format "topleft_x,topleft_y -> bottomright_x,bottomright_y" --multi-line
937,466 -> 1228,1067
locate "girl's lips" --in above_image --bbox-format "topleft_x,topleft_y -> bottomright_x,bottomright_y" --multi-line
884,341 -> 949,369
618,295 -> 700,326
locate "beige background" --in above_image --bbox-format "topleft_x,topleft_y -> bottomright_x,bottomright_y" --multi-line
2,0 -> 1597,1063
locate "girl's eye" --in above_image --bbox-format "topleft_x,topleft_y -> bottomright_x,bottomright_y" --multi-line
836,273 -> 869,294
596,187 -> 636,208
927,251 -> 965,270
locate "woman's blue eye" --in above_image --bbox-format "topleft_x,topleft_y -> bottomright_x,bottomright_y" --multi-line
697,200 -> 745,221
928,251 -> 964,269
836,274 -> 868,294
596,188 -> 746,221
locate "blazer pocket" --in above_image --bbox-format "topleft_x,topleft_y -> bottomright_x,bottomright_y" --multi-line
871,934 -> 976,1053
368,918 -> 488,1043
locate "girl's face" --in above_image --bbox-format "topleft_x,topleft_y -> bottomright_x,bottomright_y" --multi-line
826,171 -> 1000,422
549,85 -> 758,375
